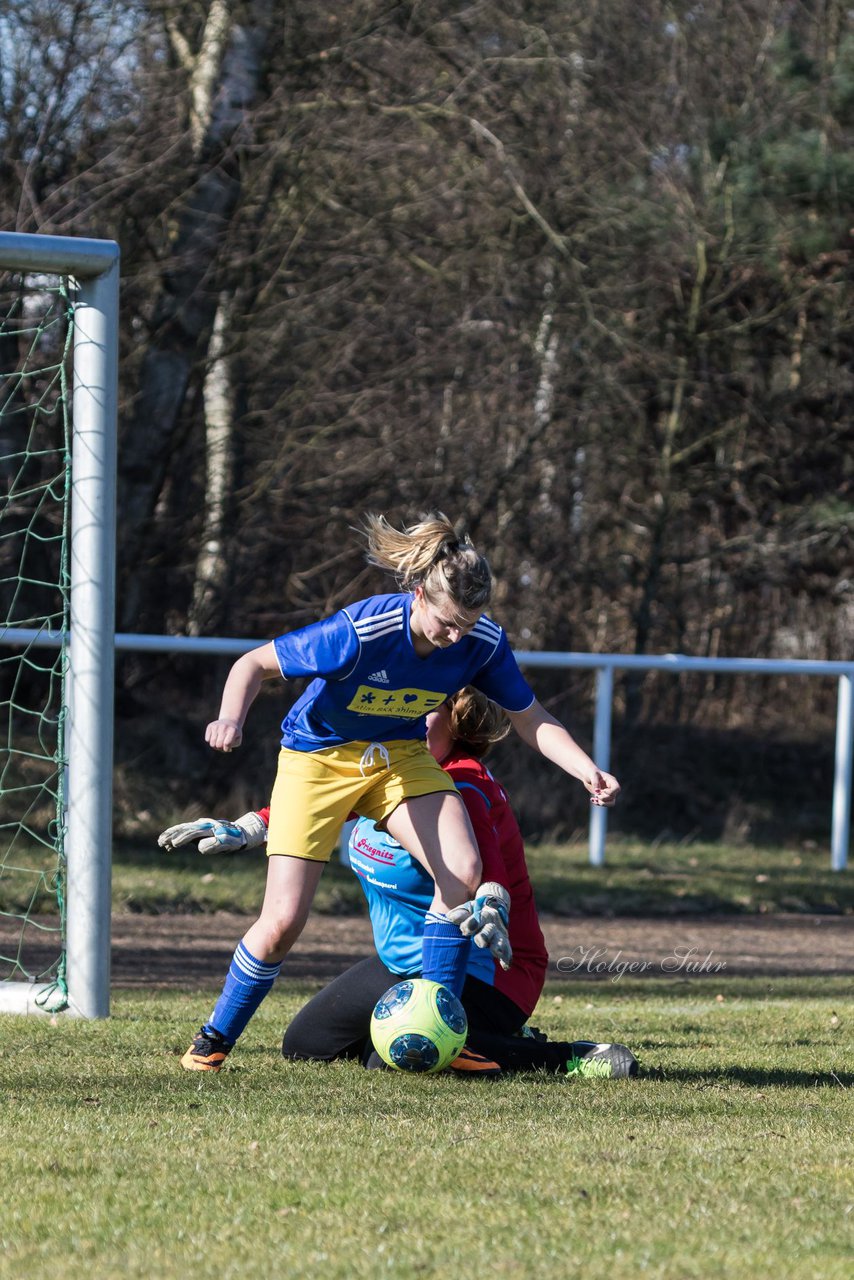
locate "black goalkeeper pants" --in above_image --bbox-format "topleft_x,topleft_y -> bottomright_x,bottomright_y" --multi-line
281,955 -> 585,1074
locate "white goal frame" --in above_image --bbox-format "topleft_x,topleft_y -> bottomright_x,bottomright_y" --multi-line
0,231 -> 119,1018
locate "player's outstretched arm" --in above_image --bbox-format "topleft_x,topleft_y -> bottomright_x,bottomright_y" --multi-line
206,642 -> 281,752
508,700 -> 620,807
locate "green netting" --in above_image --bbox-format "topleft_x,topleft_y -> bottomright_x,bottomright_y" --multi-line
0,273 -> 73,1012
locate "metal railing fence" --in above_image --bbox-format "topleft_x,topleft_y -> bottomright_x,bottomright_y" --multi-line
2,629 -> 851,871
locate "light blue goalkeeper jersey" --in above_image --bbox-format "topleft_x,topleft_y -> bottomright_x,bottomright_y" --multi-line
272,592 -> 534,752
347,817 -> 494,982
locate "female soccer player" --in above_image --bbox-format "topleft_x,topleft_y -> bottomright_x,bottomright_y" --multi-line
164,689 -> 636,1077
164,513 -> 619,1071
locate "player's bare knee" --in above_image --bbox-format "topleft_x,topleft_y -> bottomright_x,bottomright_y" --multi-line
433,848 -> 481,907
461,846 -> 482,896
273,908 -> 310,950
462,861 -> 481,899
249,904 -> 308,961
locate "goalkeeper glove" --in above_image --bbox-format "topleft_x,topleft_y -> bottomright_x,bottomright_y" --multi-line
447,881 -> 513,971
157,811 -> 268,855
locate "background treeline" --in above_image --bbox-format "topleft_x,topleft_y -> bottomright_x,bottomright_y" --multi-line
2,1 -> 852,843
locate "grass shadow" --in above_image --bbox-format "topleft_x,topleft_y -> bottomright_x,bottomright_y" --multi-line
644,1065 -> 853,1089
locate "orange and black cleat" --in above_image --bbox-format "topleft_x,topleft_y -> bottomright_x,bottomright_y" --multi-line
448,1046 -> 503,1078
180,1027 -> 233,1072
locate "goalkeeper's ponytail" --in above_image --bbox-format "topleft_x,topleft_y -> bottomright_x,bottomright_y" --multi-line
447,687 -> 511,758
362,512 -> 492,611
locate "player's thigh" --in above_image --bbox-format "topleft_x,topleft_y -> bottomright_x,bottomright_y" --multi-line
282,956 -> 397,1061
384,790 -> 481,906
242,855 -> 325,962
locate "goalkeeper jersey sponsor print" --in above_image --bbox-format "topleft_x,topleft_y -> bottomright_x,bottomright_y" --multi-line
272,593 -> 534,752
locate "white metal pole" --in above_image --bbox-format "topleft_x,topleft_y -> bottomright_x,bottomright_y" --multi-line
0,231 -> 119,278
831,674 -> 852,872
65,252 -> 119,1018
589,664 -> 613,866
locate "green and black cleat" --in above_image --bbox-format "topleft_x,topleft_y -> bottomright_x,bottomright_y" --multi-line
565,1041 -> 639,1079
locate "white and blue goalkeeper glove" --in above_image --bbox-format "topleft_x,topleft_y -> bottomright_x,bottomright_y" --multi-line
157,812 -> 268,855
447,881 -> 512,971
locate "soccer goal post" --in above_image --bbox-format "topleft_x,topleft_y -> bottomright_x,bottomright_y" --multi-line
0,232 -> 118,1018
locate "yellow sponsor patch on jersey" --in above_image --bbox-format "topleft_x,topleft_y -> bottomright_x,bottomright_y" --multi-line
346,685 -> 448,718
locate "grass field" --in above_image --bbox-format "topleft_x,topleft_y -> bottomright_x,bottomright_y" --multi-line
3,835 -> 853,918
2,840 -> 852,1278
104,835 -> 854,916
2,977 -> 852,1280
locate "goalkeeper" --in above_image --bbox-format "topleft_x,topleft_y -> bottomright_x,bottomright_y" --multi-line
161,688 -> 636,1079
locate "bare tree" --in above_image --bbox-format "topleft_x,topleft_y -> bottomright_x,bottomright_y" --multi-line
117,0 -> 273,630
2,0 -> 851,768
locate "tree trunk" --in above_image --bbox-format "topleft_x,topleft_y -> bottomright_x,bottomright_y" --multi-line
118,1 -> 270,629
187,290 -> 233,635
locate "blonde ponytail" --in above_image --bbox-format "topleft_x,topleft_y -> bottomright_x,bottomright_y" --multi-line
362,512 -> 492,610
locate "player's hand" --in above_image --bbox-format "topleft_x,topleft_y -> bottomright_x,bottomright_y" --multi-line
158,811 -> 268,855
205,718 -> 243,752
447,881 -> 513,971
586,769 -> 620,807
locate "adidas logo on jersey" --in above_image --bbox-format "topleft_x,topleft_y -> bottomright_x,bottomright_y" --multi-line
367,669 -> 390,684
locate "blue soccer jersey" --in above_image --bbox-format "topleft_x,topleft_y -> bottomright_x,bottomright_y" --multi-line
272,592 -> 534,751
347,817 -> 494,983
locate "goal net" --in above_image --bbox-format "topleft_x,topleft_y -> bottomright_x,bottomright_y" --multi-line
0,275 -> 72,1011
0,233 -> 118,1017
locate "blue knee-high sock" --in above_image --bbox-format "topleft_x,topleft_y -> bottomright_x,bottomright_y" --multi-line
421,911 -> 469,998
205,941 -> 281,1046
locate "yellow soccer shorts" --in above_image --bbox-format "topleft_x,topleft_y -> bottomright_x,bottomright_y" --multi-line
264,739 -> 457,862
